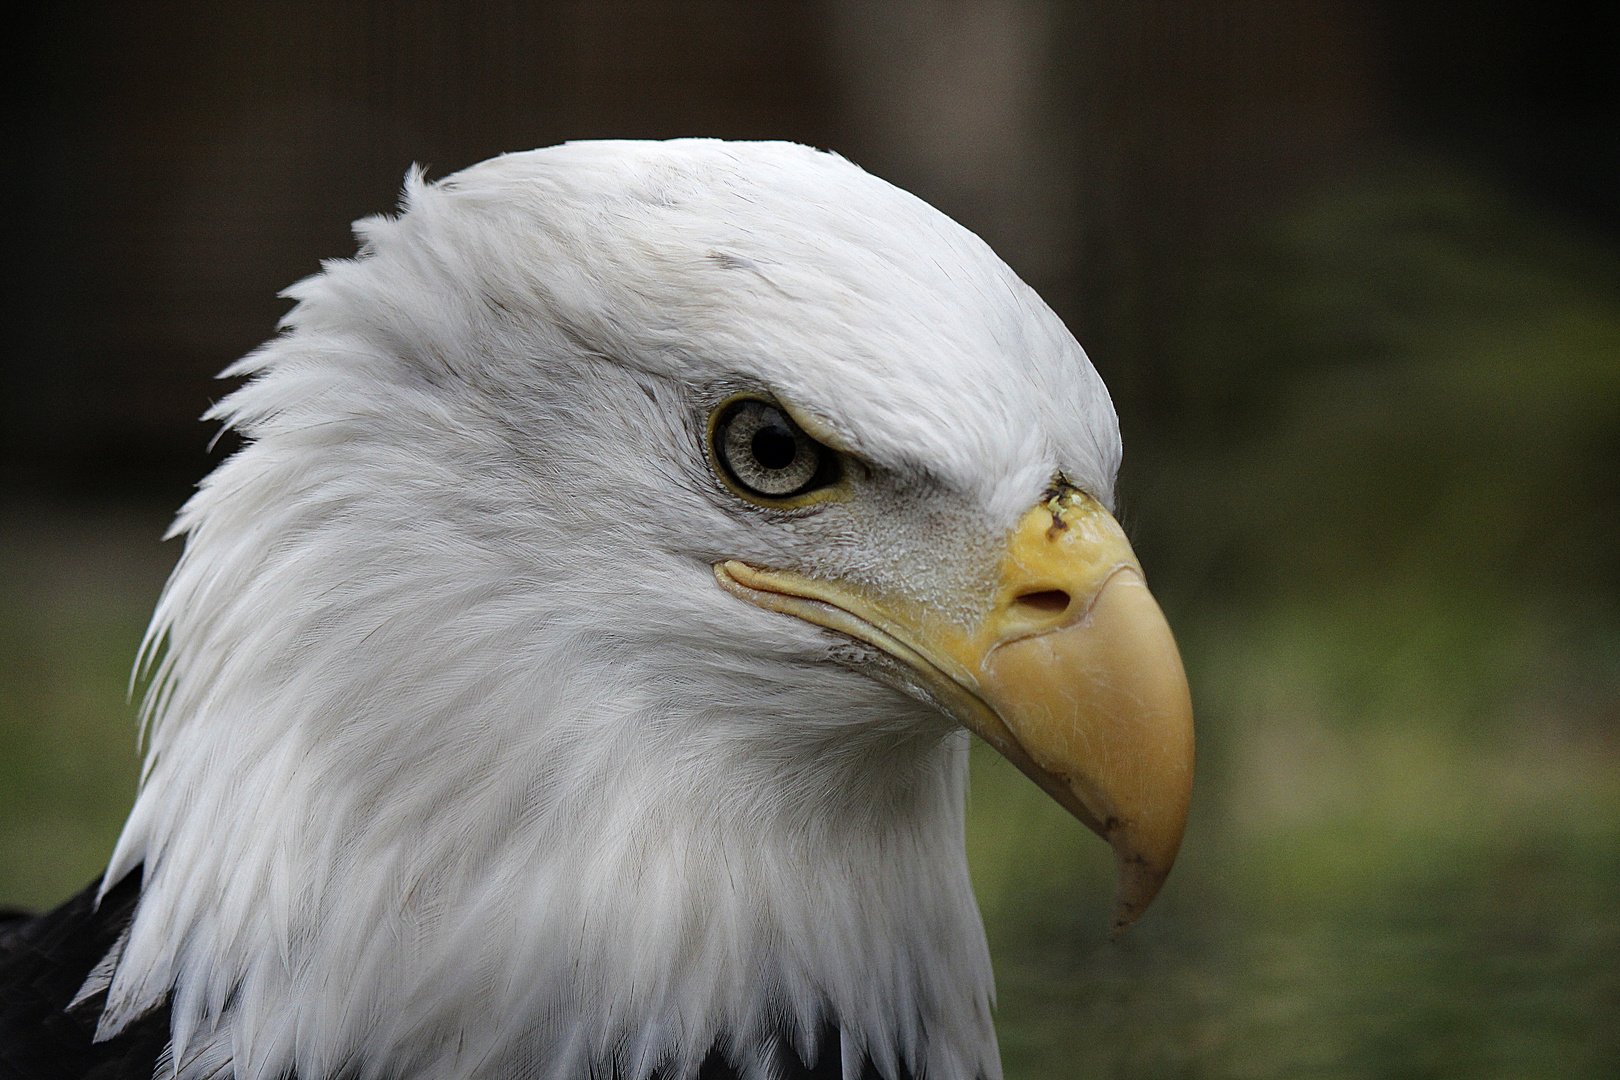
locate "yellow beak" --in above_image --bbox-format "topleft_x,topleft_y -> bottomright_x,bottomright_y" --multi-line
714,484 -> 1194,931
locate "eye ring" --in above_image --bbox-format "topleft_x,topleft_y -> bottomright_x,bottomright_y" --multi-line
709,397 -> 842,503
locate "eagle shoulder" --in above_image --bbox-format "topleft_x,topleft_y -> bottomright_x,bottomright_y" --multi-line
0,872 -> 169,1080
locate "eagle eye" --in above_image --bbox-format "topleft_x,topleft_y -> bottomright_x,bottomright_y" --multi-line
712,398 -> 840,501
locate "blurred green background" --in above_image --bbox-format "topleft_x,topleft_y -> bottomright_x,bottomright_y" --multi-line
4,3 -> 1618,1077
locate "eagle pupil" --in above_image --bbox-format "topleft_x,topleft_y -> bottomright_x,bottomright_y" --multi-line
712,398 -> 833,500
752,425 -> 798,471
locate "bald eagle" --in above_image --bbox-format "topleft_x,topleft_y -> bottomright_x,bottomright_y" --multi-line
0,140 -> 1192,1080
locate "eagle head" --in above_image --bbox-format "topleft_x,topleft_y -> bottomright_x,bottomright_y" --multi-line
94,140 -> 1192,1080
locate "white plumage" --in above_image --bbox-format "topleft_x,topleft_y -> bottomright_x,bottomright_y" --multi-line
90,140 -> 1134,1080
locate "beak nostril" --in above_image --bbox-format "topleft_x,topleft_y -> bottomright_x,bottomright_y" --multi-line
1013,589 -> 1071,616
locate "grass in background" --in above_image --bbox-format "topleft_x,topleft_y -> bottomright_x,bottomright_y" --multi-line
0,503 -> 172,908
2,162 -> 1617,1077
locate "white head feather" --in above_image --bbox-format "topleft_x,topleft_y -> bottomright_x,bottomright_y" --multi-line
96,140 -> 1121,1080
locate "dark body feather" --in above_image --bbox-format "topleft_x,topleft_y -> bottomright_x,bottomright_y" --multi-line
1,875 -> 914,1080
0,873 -> 169,1079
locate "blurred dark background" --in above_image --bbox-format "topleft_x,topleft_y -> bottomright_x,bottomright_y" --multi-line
4,3 -> 1618,1077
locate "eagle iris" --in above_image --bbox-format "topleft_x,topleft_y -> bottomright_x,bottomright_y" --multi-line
714,399 -> 837,500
